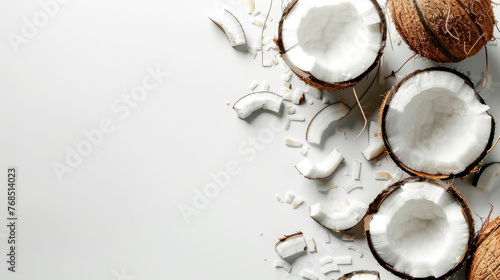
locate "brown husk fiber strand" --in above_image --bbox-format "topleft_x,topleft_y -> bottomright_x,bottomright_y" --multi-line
468,216 -> 500,280
390,0 -> 494,62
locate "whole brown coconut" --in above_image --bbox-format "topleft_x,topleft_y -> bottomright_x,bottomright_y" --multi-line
390,0 -> 495,62
468,215 -> 500,280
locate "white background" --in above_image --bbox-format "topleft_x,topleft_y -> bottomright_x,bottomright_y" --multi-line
1,0 -> 500,279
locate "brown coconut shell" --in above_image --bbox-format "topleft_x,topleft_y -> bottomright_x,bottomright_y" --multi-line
467,215 -> 500,280
390,0 -> 495,62
338,270 -> 380,280
276,0 -> 387,91
379,67 -> 495,180
365,176 -> 475,280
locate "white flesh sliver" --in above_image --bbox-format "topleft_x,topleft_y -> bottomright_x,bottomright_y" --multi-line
369,181 -> 469,278
210,9 -> 246,47
385,71 -> 491,175
310,200 -> 368,231
274,259 -> 292,273
343,180 -> 362,193
300,269 -> 319,280
346,244 -> 364,257
353,160 -> 361,180
307,103 -> 350,145
275,235 -> 307,259
306,238 -> 317,252
476,163 -> 500,190
321,263 -> 339,274
284,191 -> 295,204
296,148 -> 344,179
285,137 -> 303,148
319,256 -> 333,266
283,0 -> 381,83
362,121 -> 384,160
233,92 -> 283,119
374,171 -> 392,181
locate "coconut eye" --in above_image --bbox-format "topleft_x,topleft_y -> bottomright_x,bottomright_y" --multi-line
380,67 -> 495,179
277,0 -> 386,90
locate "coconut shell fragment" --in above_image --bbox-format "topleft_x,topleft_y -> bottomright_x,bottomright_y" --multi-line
390,0 -> 495,62
468,215 -> 500,280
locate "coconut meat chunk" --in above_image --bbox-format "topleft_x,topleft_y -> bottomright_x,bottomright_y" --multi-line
310,199 -> 368,231
474,162 -> 500,190
385,70 -> 492,175
295,148 -> 344,179
369,181 -> 470,278
233,91 -> 283,119
275,233 -> 307,259
209,8 -> 246,47
306,102 -> 350,145
282,0 -> 382,83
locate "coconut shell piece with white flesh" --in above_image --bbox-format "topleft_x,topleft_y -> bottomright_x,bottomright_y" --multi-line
275,232 -> 307,260
365,177 -> 474,280
233,91 -> 283,119
389,0 -> 495,62
306,102 -> 350,145
338,271 -> 380,280
310,199 -> 368,232
472,162 -> 500,190
380,67 -> 495,180
276,0 -> 387,90
209,8 -> 247,48
468,215 -> 500,280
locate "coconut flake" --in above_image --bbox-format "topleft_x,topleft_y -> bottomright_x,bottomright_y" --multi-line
285,137 -> 303,148
209,9 -> 246,47
306,238 -> 317,252
274,259 -> 292,273
275,232 -> 307,259
332,256 -> 352,265
321,263 -> 340,274
352,160 -> 362,180
310,199 -> 368,231
259,80 -> 270,92
290,115 -> 305,122
346,244 -> 363,258
361,121 -> 384,161
295,148 -> 344,179
287,105 -> 296,114
343,180 -> 363,193
247,0 -> 255,14
300,270 -> 319,280
248,80 -> 259,90
233,91 -> 282,119
284,191 -> 295,204
306,103 -> 350,145
474,162 -> 500,190
284,116 -> 291,130
293,196 -> 304,209
299,146 -> 309,156
374,171 -> 392,181
263,60 -> 273,67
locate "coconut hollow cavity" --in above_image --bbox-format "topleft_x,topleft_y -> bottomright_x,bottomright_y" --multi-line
277,0 -> 386,90
365,177 -> 474,279
380,67 -> 495,179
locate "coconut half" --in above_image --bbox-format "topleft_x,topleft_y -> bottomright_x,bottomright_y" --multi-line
338,271 -> 380,280
310,199 -> 368,231
277,0 -> 386,90
365,177 -> 474,279
380,67 -> 495,179
473,162 -> 500,190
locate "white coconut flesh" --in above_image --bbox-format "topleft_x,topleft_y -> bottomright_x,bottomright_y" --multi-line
275,234 -> 307,259
295,148 -> 344,179
233,91 -> 283,119
385,71 -> 492,175
281,0 -> 382,83
362,121 -> 384,161
345,274 -> 379,280
475,163 -> 500,190
306,102 -> 350,145
209,9 -> 246,47
369,181 -> 470,278
310,200 -> 368,231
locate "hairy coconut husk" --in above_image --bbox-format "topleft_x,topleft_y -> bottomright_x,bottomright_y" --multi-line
468,215 -> 500,280
390,0 -> 495,62
379,67 -> 495,180
277,0 -> 387,91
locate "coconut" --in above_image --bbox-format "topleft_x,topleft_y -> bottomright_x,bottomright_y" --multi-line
365,177 -> 475,279
276,0 -> 387,90
390,0 -> 495,62
467,215 -> 500,280
380,67 -> 495,180
338,270 -> 380,280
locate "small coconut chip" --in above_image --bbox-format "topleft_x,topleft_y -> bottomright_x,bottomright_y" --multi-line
352,160 -> 361,180
306,103 -> 350,145
295,148 -> 344,180
306,238 -> 317,253
332,256 -> 352,265
373,171 -> 392,181
284,116 -> 291,131
361,121 -> 384,161
287,105 -> 295,114
209,8 -> 246,47
342,233 -> 355,242
310,199 -> 368,231
263,60 -> 273,67
321,263 -> 339,274
248,80 -> 258,90
346,244 -> 363,258
275,232 -> 307,259
292,196 -> 304,209
293,88 -> 305,105
319,256 -> 333,266
339,271 -> 380,280
280,87 -> 294,101
233,91 -> 283,119
299,146 -> 309,156
300,269 -> 319,280
247,0 -> 255,14
289,115 -> 305,122
284,137 -> 303,148
275,194 -> 284,203
274,259 -> 292,273
284,191 -> 295,204
259,80 -> 270,92
473,162 -> 500,190
305,85 -> 322,99
343,180 -> 362,193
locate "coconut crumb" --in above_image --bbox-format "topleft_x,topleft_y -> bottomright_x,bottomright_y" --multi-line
284,116 -> 291,131
343,180 -> 362,193
332,256 -> 352,265
284,191 -> 295,204
287,105 -> 295,114
374,171 -> 392,181
284,137 -> 303,148
346,244 -> 363,258
292,196 -> 304,209
320,263 -> 340,274
274,259 -> 292,273
263,60 -> 273,67
300,269 -> 319,280
248,80 -> 259,90
247,0 -> 255,14
342,233 -> 355,241
299,146 -> 309,156
289,115 -> 305,122
306,238 -> 317,253
275,194 -> 284,203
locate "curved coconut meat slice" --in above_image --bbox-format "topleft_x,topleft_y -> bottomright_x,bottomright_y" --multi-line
473,162 -> 500,190
338,271 -> 380,280
233,91 -> 283,119
295,148 -> 344,179
361,121 -> 384,161
209,8 -> 246,47
274,232 -> 307,259
306,103 -> 350,145
277,0 -> 386,90
310,199 -> 368,232
381,68 -> 494,179
365,177 -> 474,279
